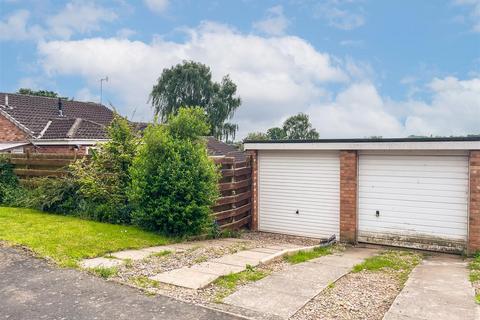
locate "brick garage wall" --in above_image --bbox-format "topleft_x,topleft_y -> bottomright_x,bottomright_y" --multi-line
0,114 -> 27,142
246,150 -> 258,231
469,150 -> 480,253
340,150 -> 358,243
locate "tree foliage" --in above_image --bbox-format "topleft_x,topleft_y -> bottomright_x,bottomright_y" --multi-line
0,156 -> 18,204
150,61 -> 241,141
129,107 -> 219,235
245,113 -> 319,141
71,113 -> 138,223
17,88 -> 67,99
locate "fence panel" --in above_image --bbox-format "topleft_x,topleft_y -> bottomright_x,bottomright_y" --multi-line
5,152 -> 252,230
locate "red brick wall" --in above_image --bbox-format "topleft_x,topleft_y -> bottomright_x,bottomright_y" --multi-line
25,145 -> 88,155
469,150 -> 480,253
340,150 -> 358,243
247,150 -> 259,231
0,114 -> 27,142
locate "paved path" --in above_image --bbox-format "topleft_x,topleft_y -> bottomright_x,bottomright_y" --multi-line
383,255 -> 480,320
224,247 -> 378,319
0,246 -> 242,320
150,244 -> 314,289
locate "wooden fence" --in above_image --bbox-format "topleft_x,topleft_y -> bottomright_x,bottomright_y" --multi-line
5,152 -> 252,230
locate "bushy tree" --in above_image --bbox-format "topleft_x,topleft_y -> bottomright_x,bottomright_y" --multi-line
129,107 -> 219,235
0,156 -> 19,204
71,113 -> 138,223
17,88 -> 67,99
282,113 -> 319,139
246,113 -> 319,141
150,61 -> 241,141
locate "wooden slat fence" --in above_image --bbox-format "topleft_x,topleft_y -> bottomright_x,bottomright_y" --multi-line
5,152 -> 252,230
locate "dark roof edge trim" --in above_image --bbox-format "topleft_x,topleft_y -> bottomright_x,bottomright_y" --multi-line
244,137 -> 480,144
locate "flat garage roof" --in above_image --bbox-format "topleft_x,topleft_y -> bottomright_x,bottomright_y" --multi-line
244,137 -> 480,151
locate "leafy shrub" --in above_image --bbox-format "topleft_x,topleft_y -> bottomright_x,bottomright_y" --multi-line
19,177 -> 82,214
0,155 -> 19,205
129,107 -> 219,235
71,113 -> 138,224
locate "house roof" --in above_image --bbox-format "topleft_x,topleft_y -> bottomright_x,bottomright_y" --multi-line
0,93 -> 113,140
206,136 -> 246,162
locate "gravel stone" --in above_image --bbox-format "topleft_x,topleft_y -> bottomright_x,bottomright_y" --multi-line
291,270 -> 403,320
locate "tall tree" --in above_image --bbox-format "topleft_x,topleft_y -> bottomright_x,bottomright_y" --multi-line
266,127 -> 287,140
150,61 -> 241,141
282,113 -> 319,140
244,132 -> 268,141
17,88 -> 64,98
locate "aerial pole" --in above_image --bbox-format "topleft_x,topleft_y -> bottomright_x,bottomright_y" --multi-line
100,76 -> 109,104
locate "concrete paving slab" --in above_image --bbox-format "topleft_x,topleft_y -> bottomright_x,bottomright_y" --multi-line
191,262 -> 244,276
110,249 -> 153,261
212,254 -> 261,267
224,247 -> 378,319
141,246 -> 182,253
80,257 -> 124,269
150,268 -> 218,289
383,255 -> 479,320
249,247 -> 280,254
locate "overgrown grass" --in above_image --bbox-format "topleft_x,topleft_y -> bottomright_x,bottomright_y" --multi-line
130,276 -> 160,289
89,266 -> 118,279
353,250 -> 422,284
213,265 -> 269,302
0,207 -> 172,268
150,250 -> 172,258
469,252 -> 480,304
284,245 -> 333,264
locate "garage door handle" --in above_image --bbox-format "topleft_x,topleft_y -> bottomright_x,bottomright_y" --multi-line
296,210 -> 299,215
376,210 -> 380,217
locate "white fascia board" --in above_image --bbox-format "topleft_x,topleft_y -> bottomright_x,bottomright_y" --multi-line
244,141 -> 480,151
32,139 -> 109,146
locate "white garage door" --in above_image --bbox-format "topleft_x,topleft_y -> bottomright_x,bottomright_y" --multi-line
258,150 -> 340,239
358,151 -> 469,252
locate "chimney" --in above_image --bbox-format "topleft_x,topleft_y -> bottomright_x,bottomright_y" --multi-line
58,98 -> 63,117
5,94 -> 8,107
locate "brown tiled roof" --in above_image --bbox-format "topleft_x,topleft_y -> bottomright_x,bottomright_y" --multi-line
39,118 -> 108,140
206,136 -> 246,162
0,93 -> 113,139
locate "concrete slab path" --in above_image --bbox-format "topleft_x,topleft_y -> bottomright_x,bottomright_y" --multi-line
224,247 -> 378,319
0,246 -> 242,320
150,244 -> 321,290
383,255 -> 480,320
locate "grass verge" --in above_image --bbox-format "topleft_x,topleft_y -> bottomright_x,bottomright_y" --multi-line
469,252 -> 480,304
0,207 -> 171,268
285,245 -> 334,264
353,250 -> 422,284
213,265 -> 269,302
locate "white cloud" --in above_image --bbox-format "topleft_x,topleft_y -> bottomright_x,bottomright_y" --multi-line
35,21 -> 480,138
315,1 -> 365,30
116,28 -> 136,39
75,87 -> 100,103
47,1 -> 117,39
0,10 -> 44,41
37,22 -> 347,130
453,0 -> 480,32
253,5 -> 289,36
144,0 -> 169,14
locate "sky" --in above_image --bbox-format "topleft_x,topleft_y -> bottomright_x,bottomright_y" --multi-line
0,0 -> 479,139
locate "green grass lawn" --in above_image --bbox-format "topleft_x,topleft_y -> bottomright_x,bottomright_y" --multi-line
284,245 -> 334,264
0,207 -> 171,268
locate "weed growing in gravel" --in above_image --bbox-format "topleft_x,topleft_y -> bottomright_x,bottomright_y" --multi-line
285,245 -> 333,264
130,276 -> 160,289
194,255 -> 209,263
124,258 -> 134,268
352,250 -> 422,284
90,266 -> 118,279
150,250 -> 172,258
469,253 -> 480,304
213,266 -> 269,302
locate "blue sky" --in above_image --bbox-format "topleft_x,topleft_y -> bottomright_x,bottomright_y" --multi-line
0,0 -> 479,139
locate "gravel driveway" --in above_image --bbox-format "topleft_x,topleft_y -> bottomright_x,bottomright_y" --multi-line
0,245 -> 243,320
